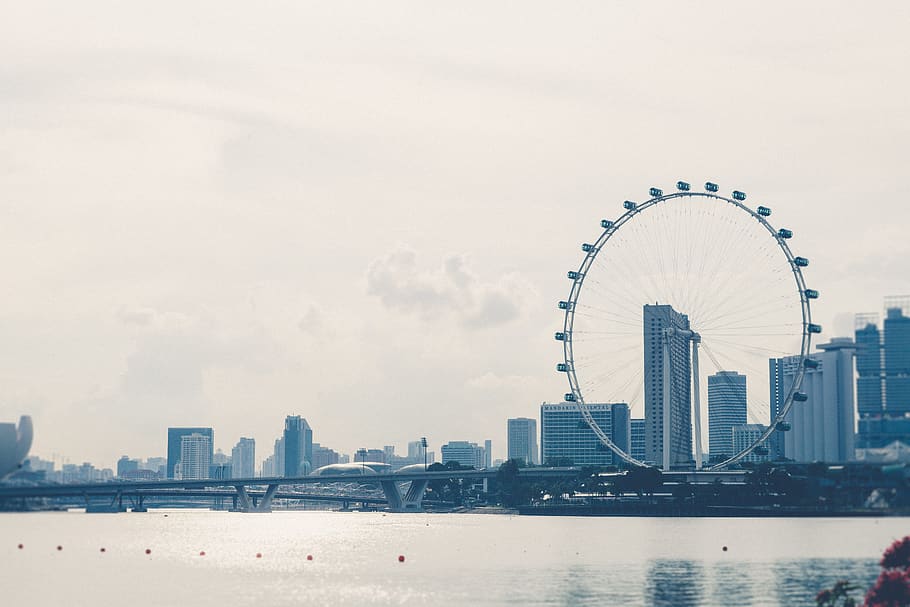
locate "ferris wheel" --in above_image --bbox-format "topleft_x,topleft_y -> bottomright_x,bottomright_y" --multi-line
555,181 -> 820,471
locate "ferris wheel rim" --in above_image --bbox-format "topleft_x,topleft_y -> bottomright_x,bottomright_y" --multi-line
559,186 -> 814,470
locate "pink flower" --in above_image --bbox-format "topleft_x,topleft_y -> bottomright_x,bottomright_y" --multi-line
865,569 -> 910,607
881,538 -> 910,571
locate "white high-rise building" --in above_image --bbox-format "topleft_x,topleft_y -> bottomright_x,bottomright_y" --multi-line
775,338 -> 856,462
507,418 -> 538,465
178,433 -> 212,480
231,437 -> 255,479
440,441 -> 485,468
732,424 -> 771,463
540,402 -> 629,466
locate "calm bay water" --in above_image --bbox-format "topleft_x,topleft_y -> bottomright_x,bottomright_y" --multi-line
1,511 -> 906,606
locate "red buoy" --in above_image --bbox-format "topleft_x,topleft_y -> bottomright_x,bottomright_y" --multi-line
256,552 -> 262,558
17,544 -> 23,549
100,548 -> 106,553
199,551 -> 206,556
307,554 -> 313,561
56,545 -> 63,551
722,546 -> 728,552
145,548 -> 151,555
398,555 -> 405,562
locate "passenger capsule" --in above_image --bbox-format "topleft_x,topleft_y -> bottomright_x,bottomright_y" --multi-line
732,190 -> 747,201
558,301 -> 571,310
556,363 -> 569,372
804,358 -> 820,369
567,271 -> 582,280
554,332 -> 566,341
778,228 -> 793,239
804,289 -> 819,299
581,243 -> 597,253
676,181 -> 690,191
648,188 -> 663,198
776,421 -> 792,432
623,200 -> 637,210
808,323 -> 823,334
601,219 -> 614,229
564,393 -> 577,402
793,257 -> 810,267
705,182 -> 719,192
793,392 -> 808,402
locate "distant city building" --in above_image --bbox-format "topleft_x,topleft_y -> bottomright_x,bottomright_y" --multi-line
484,440 -> 492,469
283,416 -> 313,477
231,437 -> 256,479
212,449 -> 230,466
312,443 -> 340,469
507,418 -> 539,465
274,437 -> 285,477
855,300 -> 910,451
116,456 -> 139,478
772,339 -> 856,462
540,402 -> 630,467
261,454 -> 276,477
643,304 -> 693,468
731,424 -> 771,463
167,427 -> 213,479
440,441 -> 485,468
178,433 -> 212,480
141,457 -> 167,476
630,419 -> 646,463
707,371 -> 747,460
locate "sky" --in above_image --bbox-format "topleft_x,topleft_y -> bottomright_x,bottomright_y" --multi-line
2,2 -> 909,469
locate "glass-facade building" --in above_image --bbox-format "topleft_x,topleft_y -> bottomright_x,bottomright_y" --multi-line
630,419 -> 646,463
540,402 -> 630,466
507,418 -> 538,465
283,416 -> 313,477
707,371 -> 747,459
643,304 -> 693,468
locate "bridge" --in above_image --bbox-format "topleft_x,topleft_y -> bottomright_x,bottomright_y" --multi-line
0,467 -> 581,513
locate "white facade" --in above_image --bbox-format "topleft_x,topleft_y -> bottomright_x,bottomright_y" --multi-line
440,441 -> 485,468
731,423 -> 771,463
178,433 -> 212,480
231,437 -> 256,479
780,338 -> 856,462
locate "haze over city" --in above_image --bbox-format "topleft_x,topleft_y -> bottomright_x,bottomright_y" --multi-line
2,1 -> 909,468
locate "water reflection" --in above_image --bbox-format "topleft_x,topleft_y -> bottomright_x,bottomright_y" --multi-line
711,561 -> 756,606
645,560 -> 705,607
773,559 -> 879,606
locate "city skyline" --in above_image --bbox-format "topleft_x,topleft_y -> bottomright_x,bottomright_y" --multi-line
3,3 -> 910,467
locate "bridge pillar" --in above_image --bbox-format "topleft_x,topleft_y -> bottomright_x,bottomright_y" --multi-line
256,484 -> 279,512
380,479 -> 429,512
234,485 -> 253,512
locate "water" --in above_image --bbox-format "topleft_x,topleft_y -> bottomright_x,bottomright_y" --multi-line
1,511 -> 905,606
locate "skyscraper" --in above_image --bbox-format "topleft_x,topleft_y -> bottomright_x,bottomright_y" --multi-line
507,418 -> 538,465
630,419 -> 646,462
274,436 -> 285,478
178,433 -> 212,480
440,441 -> 485,468
731,424 -> 771,464
166,427 -> 213,479
283,416 -> 313,477
855,313 -> 884,416
883,300 -> 910,414
707,371 -> 747,459
540,402 -> 630,466
772,339 -> 856,462
231,437 -> 256,479
643,304 -> 693,468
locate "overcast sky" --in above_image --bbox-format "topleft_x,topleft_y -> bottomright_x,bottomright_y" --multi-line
2,2 -> 909,468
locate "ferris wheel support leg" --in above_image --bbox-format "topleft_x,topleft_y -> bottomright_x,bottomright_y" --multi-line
692,338 -> 703,470
662,336 -> 671,472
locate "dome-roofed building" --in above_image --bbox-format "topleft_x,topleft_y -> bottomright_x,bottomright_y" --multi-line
310,462 -> 391,476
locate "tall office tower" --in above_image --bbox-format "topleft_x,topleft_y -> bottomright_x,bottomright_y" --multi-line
507,418 -> 539,465
772,338 -> 856,462
166,427 -> 213,478
884,299 -> 910,414
630,419 -> 646,462
484,439 -> 492,469
707,371 -> 747,459
261,454 -> 276,477
231,437 -> 256,479
283,416 -> 313,477
440,441 -> 485,468
407,440 -> 426,460
855,313 -> 884,416
179,433 -> 212,480
540,402 -> 630,466
274,437 -> 285,477
643,304 -> 693,467
731,424 -> 771,463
